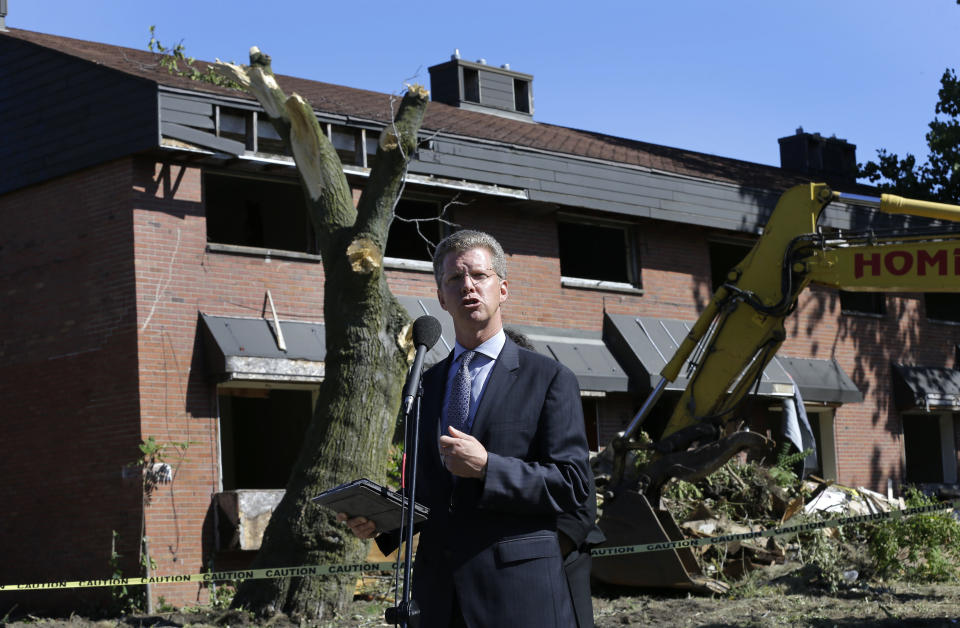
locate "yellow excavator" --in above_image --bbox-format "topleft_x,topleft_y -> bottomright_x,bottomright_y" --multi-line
592,183 -> 960,592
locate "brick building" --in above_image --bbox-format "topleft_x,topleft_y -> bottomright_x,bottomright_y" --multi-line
2,27 -> 959,611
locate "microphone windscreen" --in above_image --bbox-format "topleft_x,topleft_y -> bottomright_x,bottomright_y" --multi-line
412,315 -> 442,349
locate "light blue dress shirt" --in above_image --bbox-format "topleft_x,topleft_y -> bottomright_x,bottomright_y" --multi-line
441,329 -> 506,434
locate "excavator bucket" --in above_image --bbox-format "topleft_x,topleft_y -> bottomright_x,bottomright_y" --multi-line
591,489 -> 728,594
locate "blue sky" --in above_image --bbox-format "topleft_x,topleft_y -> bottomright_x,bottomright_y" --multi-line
7,1 -> 958,172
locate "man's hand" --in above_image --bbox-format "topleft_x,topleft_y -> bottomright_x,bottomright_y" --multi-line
439,426 -> 488,478
336,512 -> 378,539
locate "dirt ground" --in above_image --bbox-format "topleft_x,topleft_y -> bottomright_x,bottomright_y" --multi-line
5,568 -> 960,628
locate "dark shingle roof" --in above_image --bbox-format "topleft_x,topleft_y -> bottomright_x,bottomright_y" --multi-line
2,27 -> 868,192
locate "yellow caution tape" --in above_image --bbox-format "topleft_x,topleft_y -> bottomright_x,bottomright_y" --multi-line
0,562 -> 402,591
3,499 -> 957,591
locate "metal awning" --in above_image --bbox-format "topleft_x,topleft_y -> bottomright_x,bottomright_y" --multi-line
772,356 -> 863,404
396,295 -> 456,366
200,313 -> 326,383
508,324 -> 629,393
892,364 -> 960,412
603,313 -> 795,396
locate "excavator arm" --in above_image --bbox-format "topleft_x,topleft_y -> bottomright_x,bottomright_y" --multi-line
593,183 -> 960,592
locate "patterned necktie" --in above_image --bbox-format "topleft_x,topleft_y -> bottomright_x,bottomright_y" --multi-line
445,350 -> 477,433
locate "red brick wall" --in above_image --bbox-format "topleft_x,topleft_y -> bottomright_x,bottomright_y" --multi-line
5,155 -> 959,612
0,160 -> 143,612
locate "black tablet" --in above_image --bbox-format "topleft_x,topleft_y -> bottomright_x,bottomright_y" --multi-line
312,478 -> 429,532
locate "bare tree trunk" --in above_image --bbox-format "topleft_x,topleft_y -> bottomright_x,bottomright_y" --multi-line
215,50 -> 428,621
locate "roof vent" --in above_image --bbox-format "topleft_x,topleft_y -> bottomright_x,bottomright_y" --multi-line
0,0 -> 8,31
428,55 -> 534,122
778,128 -> 857,182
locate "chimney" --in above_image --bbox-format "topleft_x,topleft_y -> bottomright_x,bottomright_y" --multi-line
428,53 -> 534,122
0,0 -> 8,31
778,128 -> 857,182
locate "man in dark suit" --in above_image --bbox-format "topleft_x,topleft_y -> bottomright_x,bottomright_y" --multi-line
342,230 -> 592,627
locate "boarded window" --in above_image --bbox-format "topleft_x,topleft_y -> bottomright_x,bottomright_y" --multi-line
204,173 -> 317,254
558,220 -> 636,285
218,388 -> 313,490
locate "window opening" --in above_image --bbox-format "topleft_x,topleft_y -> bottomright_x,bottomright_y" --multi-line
219,388 -> 313,490
558,220 -> 635,285
903,414 -> 945,483
708,241 -> 752,293
514,79 -> 531,113
204,173 -> 317,254
463,68 -> 480,103
925,293 -> 960,323
385,198 -> 443,262
840,291 -> 885,316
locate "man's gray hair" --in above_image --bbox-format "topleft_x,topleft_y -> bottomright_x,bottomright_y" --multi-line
433,230 -> 507,287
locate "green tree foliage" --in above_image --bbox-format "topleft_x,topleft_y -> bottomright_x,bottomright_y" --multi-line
860,69 -> 960,202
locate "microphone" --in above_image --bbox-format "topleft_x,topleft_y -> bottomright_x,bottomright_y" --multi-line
402,315 -> 442,414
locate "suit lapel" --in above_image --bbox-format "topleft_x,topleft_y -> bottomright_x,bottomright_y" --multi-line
422,352 -> 453,473
470,337 -> 520,439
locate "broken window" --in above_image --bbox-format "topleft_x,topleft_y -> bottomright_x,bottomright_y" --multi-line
708,240 -> 752,293
840,291 -> 886,316
925,293 -> 960,323
558,219 -> 638,286
218,388 -> 314,490
204,172 -> 317,254
385,198 -> 443,263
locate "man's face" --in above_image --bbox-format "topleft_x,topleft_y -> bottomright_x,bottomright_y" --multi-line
437,247 -> 508,343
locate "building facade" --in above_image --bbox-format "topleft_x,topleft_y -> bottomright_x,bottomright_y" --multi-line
1,28 -> 959,611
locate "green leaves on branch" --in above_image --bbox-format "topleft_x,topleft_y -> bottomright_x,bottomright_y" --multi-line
147,26 -> 243,90
860,68 -> 960,203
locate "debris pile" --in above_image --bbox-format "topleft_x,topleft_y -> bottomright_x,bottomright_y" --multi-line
657,460 -> 907,583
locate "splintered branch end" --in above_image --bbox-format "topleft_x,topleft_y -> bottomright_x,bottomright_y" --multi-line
398,322 -> 415,362
346,237 -> 382,274
406,83 -> 430,100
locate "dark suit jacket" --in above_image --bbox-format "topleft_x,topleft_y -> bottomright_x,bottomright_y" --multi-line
381,337 -> 591,627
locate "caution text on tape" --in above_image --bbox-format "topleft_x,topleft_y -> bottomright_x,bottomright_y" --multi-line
3,499 -> 957,591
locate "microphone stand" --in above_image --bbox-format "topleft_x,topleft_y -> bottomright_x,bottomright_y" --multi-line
385,372 -> 424,627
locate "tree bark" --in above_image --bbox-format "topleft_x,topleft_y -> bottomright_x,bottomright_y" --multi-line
215,49 -> 428,621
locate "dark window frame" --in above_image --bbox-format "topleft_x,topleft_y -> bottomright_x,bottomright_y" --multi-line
218,386 -> 316,491
707,237 -> 755,294
384,196 -> 448,265
925,293 -> 960,324
839,291 -> 887,317
203,171 -> 319,256
557,215 -> 641,289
